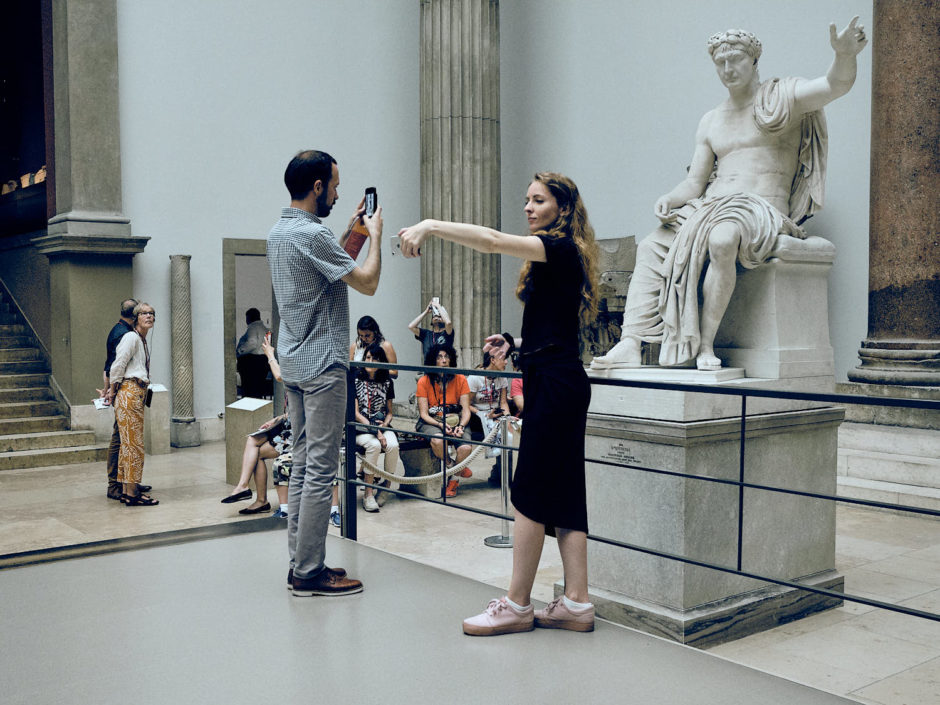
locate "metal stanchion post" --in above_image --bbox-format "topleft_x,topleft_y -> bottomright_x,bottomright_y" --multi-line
484,415 -> 513,548
343,370 -> 358,541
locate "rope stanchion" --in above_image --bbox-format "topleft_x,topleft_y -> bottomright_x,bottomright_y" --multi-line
353,420 -> 502,485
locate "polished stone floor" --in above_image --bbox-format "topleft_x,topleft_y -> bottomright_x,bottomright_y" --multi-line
0,442 -> 938,704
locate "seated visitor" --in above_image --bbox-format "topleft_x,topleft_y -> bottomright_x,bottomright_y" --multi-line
467,351 -> 510,486
354,343 -> 400,512
236,307 -> 272,398
415,343 -> 472,498
349,315 -> 398,378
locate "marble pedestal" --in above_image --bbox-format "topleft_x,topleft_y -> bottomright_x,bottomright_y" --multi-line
224,398 -> 273,486
582,369 -> 844,647
143,384 -> 170,456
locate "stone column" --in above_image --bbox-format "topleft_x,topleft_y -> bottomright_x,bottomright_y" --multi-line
848,0 -> 939,386
170,255 -> 200,447
31,0 -> 149,409
420,0 -> 501,366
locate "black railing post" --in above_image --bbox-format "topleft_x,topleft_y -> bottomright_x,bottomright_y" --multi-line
343,369 -> 358,541
441,374 -> 449,501
737,394 -> 746,572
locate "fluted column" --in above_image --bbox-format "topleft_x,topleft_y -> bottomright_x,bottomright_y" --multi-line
420,0 -> 501,366
170,254 -> 200,447
848,0 -> 939,385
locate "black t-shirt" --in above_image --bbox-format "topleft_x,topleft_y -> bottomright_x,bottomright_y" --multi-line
417,327 -> 455,360
519,234 -> 583,357
104,320 -> 134,375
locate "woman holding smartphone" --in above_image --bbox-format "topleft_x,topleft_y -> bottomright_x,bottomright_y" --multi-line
399,172 -> 600,636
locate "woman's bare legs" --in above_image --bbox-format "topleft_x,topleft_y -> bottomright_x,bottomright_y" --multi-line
555,528 -> 589,603
228,436 -> 278,508
506,510 -> 546,607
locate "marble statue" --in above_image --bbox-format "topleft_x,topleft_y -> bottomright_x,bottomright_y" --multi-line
592,19 -> 868,371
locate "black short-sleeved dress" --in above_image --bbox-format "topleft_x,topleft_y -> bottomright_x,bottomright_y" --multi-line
510,234 -> 591,534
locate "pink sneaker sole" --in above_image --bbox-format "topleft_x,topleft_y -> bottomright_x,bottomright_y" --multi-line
463,619 -> 534,636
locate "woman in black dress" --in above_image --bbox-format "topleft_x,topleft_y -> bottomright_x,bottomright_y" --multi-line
399,172 -> 599,636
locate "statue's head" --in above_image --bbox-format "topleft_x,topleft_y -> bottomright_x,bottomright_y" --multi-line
707,29 -> 761,90
707,29 -> 762,63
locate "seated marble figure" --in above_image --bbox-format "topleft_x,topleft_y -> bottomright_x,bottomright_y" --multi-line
592,19 -> 868,371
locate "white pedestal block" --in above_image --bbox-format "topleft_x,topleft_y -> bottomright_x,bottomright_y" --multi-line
714,236 -> 835,379
582,391 -> 845,647
225,398 -> 273,485
144,384 -> 170,456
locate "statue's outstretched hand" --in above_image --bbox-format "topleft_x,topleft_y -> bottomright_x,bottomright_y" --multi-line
830,16 -> 867,57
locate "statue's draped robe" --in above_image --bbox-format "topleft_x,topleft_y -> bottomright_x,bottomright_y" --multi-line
657,77 -> 828,366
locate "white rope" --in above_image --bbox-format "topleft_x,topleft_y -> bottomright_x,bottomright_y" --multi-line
352,421 -> 502,485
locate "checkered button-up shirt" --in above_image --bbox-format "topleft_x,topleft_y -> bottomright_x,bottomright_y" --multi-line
267,207 -> 356,384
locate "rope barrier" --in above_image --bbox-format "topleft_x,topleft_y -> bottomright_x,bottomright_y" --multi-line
350,420 -> 503,485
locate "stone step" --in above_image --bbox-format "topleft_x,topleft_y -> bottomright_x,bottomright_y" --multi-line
0,324 -> 26,336
0,386 -> 52,403
0,429 -> 97,452
0,400 -> 61,419
0,336 -> 33,348
0,373 -> 49,389
0,312 -> 21,325
0,415 -> 68,435
0,444 -> 108,472
0,360 -> 48,375
838,476 -> 940,514
838,447 -> 939,490
0,347 -> 41,362
839,422 -> 940,460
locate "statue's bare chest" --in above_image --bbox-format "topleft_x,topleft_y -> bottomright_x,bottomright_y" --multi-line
707,107 -> 800,160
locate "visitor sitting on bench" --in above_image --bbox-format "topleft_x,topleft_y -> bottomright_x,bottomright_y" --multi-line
415,343 -> 473,498
354,343 -> 399,513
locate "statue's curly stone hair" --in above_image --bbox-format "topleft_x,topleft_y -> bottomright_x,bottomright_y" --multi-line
707,29 -> 762,61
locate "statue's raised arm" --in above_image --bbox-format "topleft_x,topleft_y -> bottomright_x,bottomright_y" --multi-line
794,16 -> 869,115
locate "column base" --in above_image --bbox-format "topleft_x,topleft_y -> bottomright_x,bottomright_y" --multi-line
171,417 -> 201,448
578,571 -> 843,649
848,340 -> 940,386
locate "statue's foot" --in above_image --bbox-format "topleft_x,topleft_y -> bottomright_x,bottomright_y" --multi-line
696,350 -> 722,371
591,339 -> 642,369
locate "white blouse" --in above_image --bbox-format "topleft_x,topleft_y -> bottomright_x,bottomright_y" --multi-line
110,331 -> 150,384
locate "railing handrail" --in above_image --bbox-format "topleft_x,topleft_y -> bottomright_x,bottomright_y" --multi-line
341,358 -> 940,626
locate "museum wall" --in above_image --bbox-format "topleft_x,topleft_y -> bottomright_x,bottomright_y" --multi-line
116,0 -> 422,426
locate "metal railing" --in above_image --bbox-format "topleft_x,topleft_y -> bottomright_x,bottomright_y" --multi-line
341,359 -> 940,625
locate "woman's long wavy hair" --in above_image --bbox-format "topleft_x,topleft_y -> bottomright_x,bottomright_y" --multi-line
515,172 -> 600,323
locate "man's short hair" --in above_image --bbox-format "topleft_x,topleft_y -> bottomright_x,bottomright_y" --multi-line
120,298 -> 138,318
284,150 -> 337,200
246,307 -> 261,323
707,29 -> 762,63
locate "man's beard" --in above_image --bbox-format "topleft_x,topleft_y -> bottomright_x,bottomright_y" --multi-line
315,190 -> 334,218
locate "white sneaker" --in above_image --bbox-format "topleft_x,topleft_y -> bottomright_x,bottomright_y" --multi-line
363,494 -> 379,512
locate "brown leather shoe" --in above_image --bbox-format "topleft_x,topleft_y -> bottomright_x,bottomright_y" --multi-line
292,568 -> 363,597
287,566 -> 347,590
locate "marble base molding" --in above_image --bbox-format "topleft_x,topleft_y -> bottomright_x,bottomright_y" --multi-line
581,571 -> 843,648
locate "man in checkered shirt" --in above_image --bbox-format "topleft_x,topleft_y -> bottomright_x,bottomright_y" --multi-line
268,150 -> 382,597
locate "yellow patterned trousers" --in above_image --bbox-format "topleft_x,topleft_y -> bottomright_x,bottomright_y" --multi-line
115,381 -> 146,484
